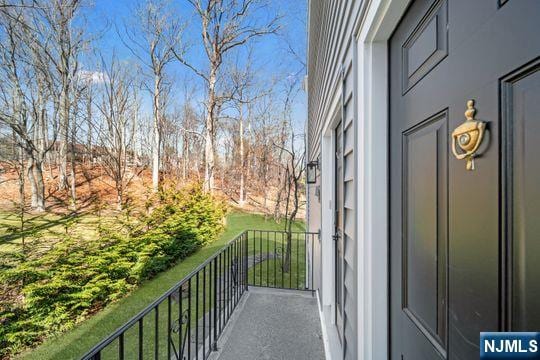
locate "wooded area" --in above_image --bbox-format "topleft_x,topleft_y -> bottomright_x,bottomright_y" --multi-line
0,0 -> 306,219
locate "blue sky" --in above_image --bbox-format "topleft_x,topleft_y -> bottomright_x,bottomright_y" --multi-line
83,0 -> 307,132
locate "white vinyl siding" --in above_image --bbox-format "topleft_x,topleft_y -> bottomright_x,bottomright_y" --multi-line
308,1 -> 363,359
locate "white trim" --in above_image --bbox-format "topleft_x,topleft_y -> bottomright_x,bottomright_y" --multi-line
317,290 -> 333,360
319,84 -> 344,360
354,0 -> 411,359
321,134 -> 334,308
310,1 -> 412,358
318,289 -> 344,360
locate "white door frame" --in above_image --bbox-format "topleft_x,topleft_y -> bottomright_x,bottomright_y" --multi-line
319,88 -> 346,360
354,0 -> 411,359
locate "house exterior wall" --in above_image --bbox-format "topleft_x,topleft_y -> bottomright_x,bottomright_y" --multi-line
307,0 -> 411,359
307,1 -> 363,359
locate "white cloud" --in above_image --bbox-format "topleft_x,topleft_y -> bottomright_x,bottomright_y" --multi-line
77,70 -> 108,84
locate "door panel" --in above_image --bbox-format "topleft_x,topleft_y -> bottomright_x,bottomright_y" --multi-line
390,0 -> 540,359
401,0 -> 448,93
402,111 -> 448,354
502,60 -> 540,331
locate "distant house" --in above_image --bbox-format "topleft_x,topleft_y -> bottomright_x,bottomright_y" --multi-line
305,0 -> 540,359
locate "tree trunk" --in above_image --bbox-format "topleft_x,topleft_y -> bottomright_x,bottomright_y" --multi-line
204,70 -> 217,194
26,157 -> 38,209
58,83 -> 69,190
239,113 -> 245,206
182,131 -> 189,180
132,91 -> 139,166
70,133 -> 77,209
32,160 -> 46,212
282,167 -> 292,273
152,75 -> 161,192
18,145 -> 26,253
86,88 -> 93,165
116,185 -> 123,211
273,174 -> 286,221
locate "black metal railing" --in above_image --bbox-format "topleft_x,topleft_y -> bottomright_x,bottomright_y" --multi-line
80,229 -> 315,360
245,230 -> 317,291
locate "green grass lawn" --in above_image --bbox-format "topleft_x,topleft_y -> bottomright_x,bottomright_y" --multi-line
17,211 -> 304,360
0,211 -> 119,254
246,230 -> 315,290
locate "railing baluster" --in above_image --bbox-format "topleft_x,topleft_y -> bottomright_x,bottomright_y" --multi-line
212,256 -> 218,351
235,240 -> 238,303
233,241 -> 236,305
266,231 -> 269,287
273,231 -> 277,288
218,251 -> 222,333
305,233 -> 308,289
281,232 -> 284,288
311,233 -> 314,290
188,278 -> 191,360
203,266 -> 206,359
118,333 -> 124,360
223,250 -> 226,333
196,271 -> 199,360
138,318 -> 143,360
289,233 -> 292,289
179,287 -> 183,358
245,231 -> 249,291
235,239 -> 238,302
228,244 -> 232,320
168,295 -> 171,360
297,233 -> 300,289
259,231 -> 262,287
208,260 -> 212,354
225,246 -> 229,322
252,231 -> 255,285
155,305 -> 159,360
228,244 -> 231,319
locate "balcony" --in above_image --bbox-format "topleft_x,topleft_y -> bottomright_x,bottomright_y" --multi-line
81,230 -> 323,360
210,287 -> 324,360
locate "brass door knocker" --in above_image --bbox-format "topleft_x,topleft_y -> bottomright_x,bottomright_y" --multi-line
451,100 -> 486,170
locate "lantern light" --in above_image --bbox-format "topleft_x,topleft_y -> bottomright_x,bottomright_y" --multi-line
306,159 -> 319,184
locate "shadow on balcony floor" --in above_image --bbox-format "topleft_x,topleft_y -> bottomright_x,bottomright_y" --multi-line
211,287 -> 325,360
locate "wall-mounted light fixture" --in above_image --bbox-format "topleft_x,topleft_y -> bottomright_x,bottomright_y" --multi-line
306,159 -> 319,184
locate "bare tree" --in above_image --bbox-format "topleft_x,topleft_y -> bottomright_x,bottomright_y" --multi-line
30,0 -> 87,191
249,93 -> 279,213
273,81 -> 297,221
224,52 -> 272,206
94,54 -> 137,210
84,79 -> 94,164
0,4 -> 61,212
174,0 -> 279,194
275,129 -> 304,273
121,0 -> 186,192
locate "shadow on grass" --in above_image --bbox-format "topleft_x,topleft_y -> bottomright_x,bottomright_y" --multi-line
0,212 -> 82,246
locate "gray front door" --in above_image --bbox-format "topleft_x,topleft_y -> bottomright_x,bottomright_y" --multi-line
390,0 -> 540,359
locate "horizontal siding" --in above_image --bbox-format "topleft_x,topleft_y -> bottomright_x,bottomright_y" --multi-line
308,2 -> 360,359
307,0 -> 362,160
344,120 -> 354,153
344,181 -> 354,209
342,61 -> 356,360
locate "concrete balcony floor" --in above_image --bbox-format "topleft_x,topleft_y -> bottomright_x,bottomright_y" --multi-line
210,287 -> 326,360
